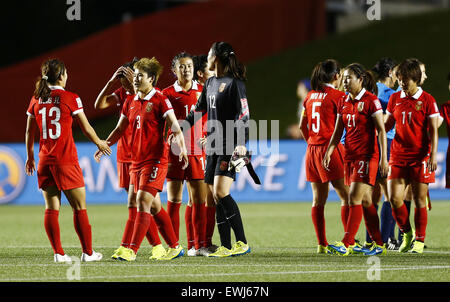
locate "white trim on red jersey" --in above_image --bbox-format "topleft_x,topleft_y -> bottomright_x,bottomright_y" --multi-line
400,87 -> 423,99
48,85 -> 65,91
173,80 -> 199,92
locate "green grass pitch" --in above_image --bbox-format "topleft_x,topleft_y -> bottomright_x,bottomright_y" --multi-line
0,201 -> 449,282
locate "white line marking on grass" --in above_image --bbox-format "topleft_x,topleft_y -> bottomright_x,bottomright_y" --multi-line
1,265 -> 449,282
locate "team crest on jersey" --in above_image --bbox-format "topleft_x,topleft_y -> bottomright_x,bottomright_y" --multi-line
357,102 -> 364,112
219,161 -> 228,171
219,83 -> 227,93
146,102 -> 153,112
415,101 -> 423,111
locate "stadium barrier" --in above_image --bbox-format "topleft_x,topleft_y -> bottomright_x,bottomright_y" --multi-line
0,139 -> 448,205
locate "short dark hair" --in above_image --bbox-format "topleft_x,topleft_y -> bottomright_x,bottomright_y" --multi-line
396,58 -> 422,84
372,57 -> 396,81
310,59 -> 340,91
171,52 -> 192,70
193,54 -> 207,81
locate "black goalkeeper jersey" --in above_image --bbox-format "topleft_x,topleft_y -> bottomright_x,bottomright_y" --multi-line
185,75 -> 250,156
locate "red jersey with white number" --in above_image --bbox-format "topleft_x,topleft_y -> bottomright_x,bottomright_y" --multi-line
162,81 -> 205,156
121,89 -> 173,170
339,88 -> 383,160
26,86 -> 83,165
112,87 -> 133,163
386,88 -> 440,162
303,84 -> 346,145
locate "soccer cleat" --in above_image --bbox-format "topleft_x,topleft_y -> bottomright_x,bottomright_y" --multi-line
387,237 -> 400,251
187,247 -> 198,257
208,246 -> 233,258
197,247 -> 211,257
149,244 -> 166,260
54,254 -> 72,263
410,241 -> 425,254
207,244 -> 219,254
158,245 -> 185,260
111,246 -> 127,260
350,243 -> 370,255
327,242 -> 350,256
363,241 -> 374,249
317,245 -> 328,254
364,244 -> 387,256
231,241 -> 251,256
81,250 -> 103,262
118,248 -> 136,261
399,229 -> 415,253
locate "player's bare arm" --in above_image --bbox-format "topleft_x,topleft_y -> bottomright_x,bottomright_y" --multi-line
166,110 -> 189,170
373,111 -> 389,177
74,111 -> 111,156
299,109 -> 309,141
322,115 -> 344,171
94,66 -> 127,110
24,115 -> 37,176
428,115 -> 439,172
94,115 -> 129,162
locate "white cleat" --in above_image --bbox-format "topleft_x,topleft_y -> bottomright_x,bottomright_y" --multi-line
187,247 -> 198,257
81,250 -> 103,262
54,254 -> 72,263
197,247 -> 210,257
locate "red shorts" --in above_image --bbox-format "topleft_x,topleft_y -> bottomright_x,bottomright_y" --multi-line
306,143 -> 345,183
344,155 -> 379,186
37,163 -> 84,191
166,152 -> 205,181
130,163 -> 168,194
388,158 -> 435,183
117,161 -> 132,189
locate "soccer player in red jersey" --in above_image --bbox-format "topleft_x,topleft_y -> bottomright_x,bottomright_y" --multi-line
439,74 -> 450,189
193,54 -> 217,253
25,58 -> 111,263
162,52 -> 209,256
94,58 -> 165,260
323,63 -> 388,256
299,59 -> 349,253
385,58 -> 440,254
98,57 -> 189,261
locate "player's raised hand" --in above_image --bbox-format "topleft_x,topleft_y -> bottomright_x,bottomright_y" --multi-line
97,140 -> 112,156
25,158 -> 36,176
234,145 -> 247,157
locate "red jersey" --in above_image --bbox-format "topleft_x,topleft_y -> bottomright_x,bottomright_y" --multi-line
440,101 -> 450,140
339,88 -> 383,160
386,88 -> 440,162
26,86 -> 83,165
162,80 -> 205,156
121,88 -> 173,170
112,87 -> 133,163
303,84 -> 346,145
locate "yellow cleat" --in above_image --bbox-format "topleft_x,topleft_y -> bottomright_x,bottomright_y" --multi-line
208,246 -> 233,258
149,244 -> 166,260
317,245 -> 328,254
399,229 -> 415,253
411,241 -> 425,254
158,245 -> 185,261
117,247 -> 136,261
231,241 -> 251,257
111,246 -> 127,260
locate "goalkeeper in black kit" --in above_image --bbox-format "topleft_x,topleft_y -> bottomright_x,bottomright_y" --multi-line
184,41 -> 258,257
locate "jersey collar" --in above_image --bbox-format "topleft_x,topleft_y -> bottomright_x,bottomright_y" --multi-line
324,83 -> 335,89
174,80 -> 198,92
355,88 -> 366,100
134,88 -> 156,101
400,87 -> 423,99
48,85 -> 65,91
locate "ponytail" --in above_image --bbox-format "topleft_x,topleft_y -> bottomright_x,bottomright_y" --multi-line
211,42 -> 247,81
33,58 -> 66,101
310,59 -> 340,91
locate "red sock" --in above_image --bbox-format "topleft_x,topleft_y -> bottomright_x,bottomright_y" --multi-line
311,205 -> 327,246
205,205 -> 216,247
192,203 -> 206,250
121,207 -> 137,247
342,204 -> 363,247
129,211 -> 151,254
392,203 -> 411,233
73,209 -> 93,255
145,216 -> 161,246
414,207 -> 427,242
341,205 -> 349,231
167,201 -> 181,240
44,209 -> 64,255
362,204 -> 383,245
154,208 -> 178,248
185,205 -> 194,249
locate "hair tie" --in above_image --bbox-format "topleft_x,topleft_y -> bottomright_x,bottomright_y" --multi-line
42,75 -> 48,80
229,51 -> 235,56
